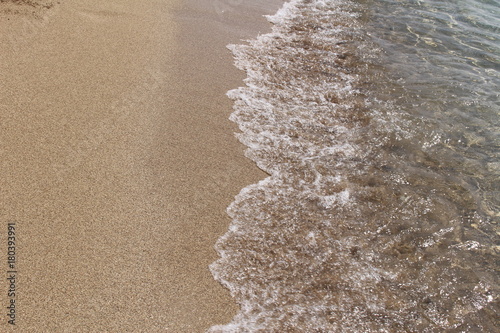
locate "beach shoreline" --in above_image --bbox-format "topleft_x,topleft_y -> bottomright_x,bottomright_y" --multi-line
0,0 -> 281,331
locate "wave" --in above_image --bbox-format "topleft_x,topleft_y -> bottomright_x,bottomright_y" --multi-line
208,0 -> 499,332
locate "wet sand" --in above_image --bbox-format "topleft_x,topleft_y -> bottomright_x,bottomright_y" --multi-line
0,0 -> 280,331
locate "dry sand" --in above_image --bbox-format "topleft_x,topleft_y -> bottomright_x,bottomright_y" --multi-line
0,0 -> 281,331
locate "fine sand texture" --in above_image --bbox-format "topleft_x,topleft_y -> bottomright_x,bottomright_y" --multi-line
0,0 -> 281,331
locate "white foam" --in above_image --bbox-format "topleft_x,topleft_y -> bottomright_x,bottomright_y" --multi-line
208,0 -> 497,331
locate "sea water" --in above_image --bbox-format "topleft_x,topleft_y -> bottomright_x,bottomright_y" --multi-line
209,0 -> 499,331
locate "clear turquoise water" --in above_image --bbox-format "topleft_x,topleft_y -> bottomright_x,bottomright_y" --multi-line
210,0 -> 499,331
363,0 -> 499,226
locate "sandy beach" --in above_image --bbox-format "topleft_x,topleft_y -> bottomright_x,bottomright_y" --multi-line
0,0 -> 280,331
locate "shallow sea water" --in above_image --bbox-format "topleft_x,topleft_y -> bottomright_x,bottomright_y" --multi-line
209,0 -> 499,331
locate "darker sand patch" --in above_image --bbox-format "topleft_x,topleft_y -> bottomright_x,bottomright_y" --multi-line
0,0 -> 57,17
1,0 -> 55,7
